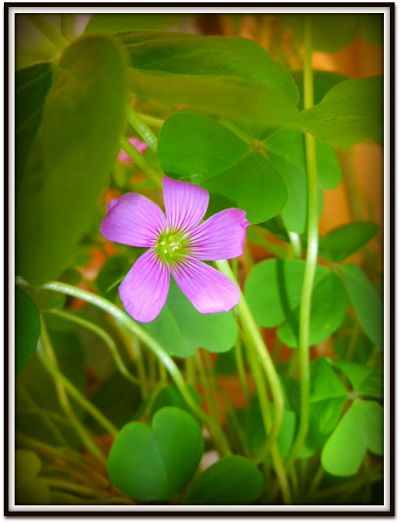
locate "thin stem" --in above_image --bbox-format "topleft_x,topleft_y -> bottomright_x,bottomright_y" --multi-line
46,478 -> 103,498
195,351 -> 220,422
48,309 -> 141,386
137,112 -> 164,129
127,105 -> 158,152
39,321 -> 118,438
215,260 -> 285,453
120,136 -> 162,188
243,326 -> 292,503
39,322 -> 106,463
234,337 -> 250,402
41,281 -> 231,457
287,16 -> 319,466
287,231 -> 302,259
25,14 -> 69,51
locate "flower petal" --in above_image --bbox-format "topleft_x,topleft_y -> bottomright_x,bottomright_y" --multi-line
171,259 -> 240,314
189,208 -> 249,261
119,249 -> 170,322
163,176 -> 209,232
100,193 -> 166,247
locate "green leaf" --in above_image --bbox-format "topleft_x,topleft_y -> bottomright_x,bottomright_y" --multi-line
185,455 -> 264,505
16,35 -> 127,284
158,113 -> 288,224
304,76 -> 383,148
122,31 -> 299,104
16,62 -> 53,188
215,349 -> 237,376
85,14 -> 181,34
320,221 -> 379,262
283,14 -> 358,53
322,400 -> 383,476
142,281 -> 237,358
305,358 -> 348,449
159,112 -> 249,179
278,272 -> 348,348
245,259 -> 329,327
340,264 -> 383,349
264,128 -> 341,233
107,407 -> 204,501
121,31 -> 303,128
15,450 -> 42,488
15,287 -> 41,374
330,360 -> 383,399
96,254 -> 132,302
291,70 -> 348,110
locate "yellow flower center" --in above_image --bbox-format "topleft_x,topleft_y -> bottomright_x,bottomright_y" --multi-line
155,230 -> 190,265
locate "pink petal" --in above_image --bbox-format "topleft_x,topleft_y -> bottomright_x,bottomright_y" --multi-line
117,138 -> 148,163
163,176 -> 209,233
100,193 -> 166,247
119,249 -> 170,323
189,208 -> 249,261
171,259 -> 240,314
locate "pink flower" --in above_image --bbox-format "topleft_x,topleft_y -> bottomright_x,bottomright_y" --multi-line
117,137 -> 148,163
100,177 -> 249,323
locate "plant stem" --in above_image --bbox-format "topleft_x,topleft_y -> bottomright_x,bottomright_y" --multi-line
287,231 -> 302,259
215,260 -> 285,453
127,105 -> 158,152
120,136 -> 162,188
48,309 -> 141,386
42,281 -> 231,457
39,321 -> 118,438
234,337 -> 250,402
39,322 -> 107,463
287,15 -> 319,466
243,326 -> 292,503
25,14 -> 69,51
138,112 -> 164,128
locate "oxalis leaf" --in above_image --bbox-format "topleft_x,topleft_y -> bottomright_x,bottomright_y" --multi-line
245,259 -> 348,348
185,455 -> 264,505
107,407 -> 204,501
321,400 -> 383,476
319,221 -> 379,262
121,31 -> 304,128
142,281 -> 237,358
16,35 -> 127,284
158,112 -> 288,224
304,76 -> 383,149
340,264 -> 383,350
264,127 -> 341,234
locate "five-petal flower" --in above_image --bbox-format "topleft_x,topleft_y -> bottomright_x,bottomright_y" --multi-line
100,177 -> 249,322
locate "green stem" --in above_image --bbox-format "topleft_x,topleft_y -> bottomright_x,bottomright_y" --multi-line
41,281 -> 231,457
127,105 -> 158,152
287,16 -> 319,466
195,351 -> 220,422
287,231 -> 302,259
243,326 -> 291,503
25,14 -> 69,51
46,478 -> 103,498
120,136 -> 162,188
48,309 -> 140,386
138,112 -> 164,129
234,337 -> 250,402
215,260 -> 285,453
39,321 -> 118,438
39,322 -> 106,463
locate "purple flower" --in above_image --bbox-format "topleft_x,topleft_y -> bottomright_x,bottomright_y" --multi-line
117,137 -> 148,163
100,177 -> 249,323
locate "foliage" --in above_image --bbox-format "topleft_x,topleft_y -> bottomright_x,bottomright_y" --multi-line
14,12 -> 384,508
